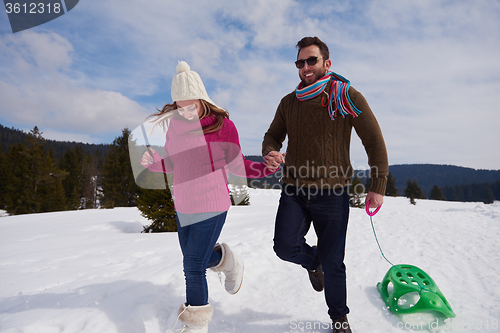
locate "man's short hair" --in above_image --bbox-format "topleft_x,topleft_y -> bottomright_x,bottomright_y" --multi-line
296,37 -> 329,60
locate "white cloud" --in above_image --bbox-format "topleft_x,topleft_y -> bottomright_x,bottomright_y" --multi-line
0,31 -> 148,142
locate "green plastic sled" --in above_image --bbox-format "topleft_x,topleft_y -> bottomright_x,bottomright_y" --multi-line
377,264 -> 455,318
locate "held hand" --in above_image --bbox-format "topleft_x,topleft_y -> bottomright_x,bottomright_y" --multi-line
365,191 -> 383,209
141,147 -> 156,166
264,151 -> 285,172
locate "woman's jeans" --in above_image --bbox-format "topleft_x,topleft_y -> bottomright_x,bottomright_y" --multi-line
273,184 -> 350,320
176,211 -> 226,306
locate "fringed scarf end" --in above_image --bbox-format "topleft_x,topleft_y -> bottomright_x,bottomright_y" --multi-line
327,71 -> 362,121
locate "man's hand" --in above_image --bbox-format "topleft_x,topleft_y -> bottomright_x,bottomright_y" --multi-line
365,191 -> 383,209
264,151 -> 285,172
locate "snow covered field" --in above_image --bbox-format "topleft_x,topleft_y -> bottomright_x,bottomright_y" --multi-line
1,189 -> 499,333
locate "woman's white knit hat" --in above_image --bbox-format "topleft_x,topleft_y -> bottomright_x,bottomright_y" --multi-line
171,61 -> 217,107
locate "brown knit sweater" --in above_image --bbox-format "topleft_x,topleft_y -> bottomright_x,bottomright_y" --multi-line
262,81 -> 388,195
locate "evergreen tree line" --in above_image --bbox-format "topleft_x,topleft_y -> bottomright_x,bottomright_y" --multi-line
439,182 -> 498,204
351,173 -> 497,205
388,164 -> 500,196
400,178 -> 497,205
0,127 -> 69,214
0,127 -> 140,215
0,124 -> 112,161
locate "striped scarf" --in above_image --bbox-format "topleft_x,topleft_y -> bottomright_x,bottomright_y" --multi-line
295,71 -> 362,120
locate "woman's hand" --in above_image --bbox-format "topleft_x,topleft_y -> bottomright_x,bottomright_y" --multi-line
264,151 -> 286,172
141,147 -> 156,166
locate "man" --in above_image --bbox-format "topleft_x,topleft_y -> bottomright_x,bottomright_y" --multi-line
263,37 -> 388,333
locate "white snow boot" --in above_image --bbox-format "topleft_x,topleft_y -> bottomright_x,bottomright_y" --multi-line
210,243 -> 244,294
177,303 -> 213,333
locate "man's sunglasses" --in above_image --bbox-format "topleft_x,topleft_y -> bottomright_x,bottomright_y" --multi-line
295,56 -> 323,69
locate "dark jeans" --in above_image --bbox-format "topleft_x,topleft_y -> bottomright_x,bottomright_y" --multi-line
273,184 -> 350,320
176,211 -> 226,306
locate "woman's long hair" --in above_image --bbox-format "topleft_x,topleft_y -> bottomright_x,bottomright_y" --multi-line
147,100 -> 229,134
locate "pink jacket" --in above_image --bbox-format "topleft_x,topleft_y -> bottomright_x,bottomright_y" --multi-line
145,115 -> 275,214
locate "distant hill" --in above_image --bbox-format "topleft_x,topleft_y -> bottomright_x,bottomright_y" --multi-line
245,156 -> 500,197
0,124 -> 111,160
388,164 -> 500,196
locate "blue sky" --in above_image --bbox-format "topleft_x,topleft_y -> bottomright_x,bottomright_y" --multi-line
1,0 -> 499,170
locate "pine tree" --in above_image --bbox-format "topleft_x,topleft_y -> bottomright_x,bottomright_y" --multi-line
364,177 -> 372,193
0,144 -> 7,210
81,153 -> 100,209
101,129 -> 139,207
3,127 -> 67,214
4,143 -> 32,214
38,146 -> 67,212
465,185 -> 474,202
385,172 -> 398,196
483,186 -> 495,204
60,145 -> 85,209
456,186 -> 465,201
404,179 -> 424,205
137,171 -> 176,233
429,185 -> 444,201
491,181 -> 500,200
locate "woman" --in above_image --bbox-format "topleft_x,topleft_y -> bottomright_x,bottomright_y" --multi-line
141,61 -> 277,332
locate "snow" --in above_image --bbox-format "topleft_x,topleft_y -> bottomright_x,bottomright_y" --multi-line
1,189 -> 499,333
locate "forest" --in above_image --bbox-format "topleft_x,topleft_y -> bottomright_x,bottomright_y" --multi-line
0,125 -> 134,215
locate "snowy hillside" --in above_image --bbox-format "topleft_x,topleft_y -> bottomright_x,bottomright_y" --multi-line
1,189 -> 499,333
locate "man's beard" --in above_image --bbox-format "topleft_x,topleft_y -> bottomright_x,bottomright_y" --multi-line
300,67 -> 328,87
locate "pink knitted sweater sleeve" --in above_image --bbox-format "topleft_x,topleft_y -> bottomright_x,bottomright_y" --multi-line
141,146 -> 173,174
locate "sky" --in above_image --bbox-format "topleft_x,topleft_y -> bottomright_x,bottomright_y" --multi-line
0,0 -> 499,170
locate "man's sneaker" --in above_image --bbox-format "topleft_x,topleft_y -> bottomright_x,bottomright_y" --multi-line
308,264 -> 324,292
332,315 -> 352,333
